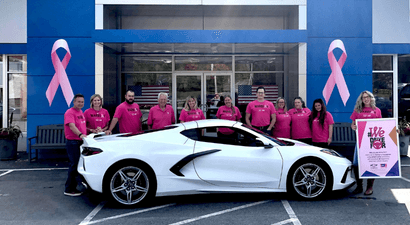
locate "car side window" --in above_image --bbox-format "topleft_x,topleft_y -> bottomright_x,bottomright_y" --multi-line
180,129 -> 199,141
195,127 -> 262,147
401,85 -> 410,98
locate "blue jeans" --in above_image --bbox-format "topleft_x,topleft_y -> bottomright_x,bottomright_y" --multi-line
65,140 -> 83,192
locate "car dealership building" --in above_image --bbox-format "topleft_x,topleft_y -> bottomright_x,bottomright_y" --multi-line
1,0 -> 410,152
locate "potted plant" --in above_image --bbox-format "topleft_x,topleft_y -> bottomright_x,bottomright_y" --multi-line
398,117 -> 410,156
0,124 -> 22,160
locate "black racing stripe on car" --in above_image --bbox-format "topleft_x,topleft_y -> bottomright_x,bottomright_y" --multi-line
169,149 -> 221,177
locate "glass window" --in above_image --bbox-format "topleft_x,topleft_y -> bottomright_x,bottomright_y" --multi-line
121,56 -> 172,72
8,73 -> 27,132
235,56 -> 284,71
124,73 -> 172,111
373,55 -> 392,71
373,72 -> 393,118
0,55 -> 3,86
175,56 -> 232,71
7,56 -> 27,72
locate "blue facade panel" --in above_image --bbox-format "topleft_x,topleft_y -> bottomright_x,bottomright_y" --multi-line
27,75 -> 95,115
0,44 -> 27,54
307,0 -> 372,38
27,38 -> 95,76
93,30 -> 308,43
373,44 -> 410,54
27,0 -> 94,38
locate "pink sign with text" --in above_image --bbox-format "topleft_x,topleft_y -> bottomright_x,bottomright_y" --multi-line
356,118 -> 401,178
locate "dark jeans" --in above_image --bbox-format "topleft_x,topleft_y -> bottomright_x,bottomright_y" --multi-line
252,125 -> 272,136
312,142 -> 330,149
296,138 -> 312,145
65,140 -> 83,192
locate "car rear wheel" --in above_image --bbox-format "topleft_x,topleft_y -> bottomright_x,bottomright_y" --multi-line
105,163 -> 156,206
287,160 -> 332,199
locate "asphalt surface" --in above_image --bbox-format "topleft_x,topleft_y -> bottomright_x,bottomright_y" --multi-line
0,152 -> 409,225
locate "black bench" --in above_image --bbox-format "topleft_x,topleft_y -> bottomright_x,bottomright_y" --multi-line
329,122 -> 357,160
28,124 -> 67,162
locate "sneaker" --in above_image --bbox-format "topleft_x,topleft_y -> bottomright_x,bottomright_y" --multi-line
64,190 -> 83,197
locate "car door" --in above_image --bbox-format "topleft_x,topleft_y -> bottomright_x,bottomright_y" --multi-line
193,127 -> 283,189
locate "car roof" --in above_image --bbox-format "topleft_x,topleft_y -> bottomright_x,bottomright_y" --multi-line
195,119 -> 240,128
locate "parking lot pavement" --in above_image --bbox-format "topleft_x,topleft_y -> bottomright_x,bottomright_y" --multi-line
0,153 -> 409,225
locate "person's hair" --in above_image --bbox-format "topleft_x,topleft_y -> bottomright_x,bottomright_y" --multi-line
294,97 -> 306,108
74,93 -> 84,101
224,95 -> 235,114
309,98 -> 327,129
90,94 -> 103,108
256,86 -> 266,93
158,92 -> 168,99
275,97 -> 287,112
125,89 -> 135,95
183,96 -> 198,111
354,90 -> 376,113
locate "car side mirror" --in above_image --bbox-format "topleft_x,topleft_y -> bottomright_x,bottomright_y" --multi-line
255,138 -> 274,149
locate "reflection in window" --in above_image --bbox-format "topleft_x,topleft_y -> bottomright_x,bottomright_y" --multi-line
121,56 -> 172,72
373,55 -> 392,71
8,73 -> 27,131
372,55 -> 393,118
175,56 -> 232,71
235,56 -> 284,71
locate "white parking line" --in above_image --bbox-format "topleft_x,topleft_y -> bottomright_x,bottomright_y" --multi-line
271,200 -> 301,225
0,168 -> 68,172
402,176 -> 410,183
169,200 -> 270,225
83,203 -> 175,224
0,170 -> 14,177
79,201 -> 106,225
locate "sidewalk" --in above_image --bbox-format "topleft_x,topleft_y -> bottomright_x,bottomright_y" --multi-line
0,152 -> 69,170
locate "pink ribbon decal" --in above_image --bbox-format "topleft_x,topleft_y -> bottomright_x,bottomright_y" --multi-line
46,39 -> 74,107
322,39 -> 350,106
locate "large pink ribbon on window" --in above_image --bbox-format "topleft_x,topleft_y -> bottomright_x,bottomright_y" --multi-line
322,39 -> 350,106
46,39 -> 74,107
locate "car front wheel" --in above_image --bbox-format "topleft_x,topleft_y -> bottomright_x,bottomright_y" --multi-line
287,160 -> 332,199
105,164 -> 156,206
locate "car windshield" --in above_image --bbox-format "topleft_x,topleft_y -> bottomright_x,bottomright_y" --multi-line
242,124 -> 285,146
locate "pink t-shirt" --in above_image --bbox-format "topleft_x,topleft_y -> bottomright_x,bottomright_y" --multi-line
113,102 -> 142,134
312,111 -> 334,143
288,108 -> 312,139
64,108 -> 87,140
272,108 -> 291,138
147,105 -> 175,130
350,107 -> 382,122
179,108 -> 205,122
245,100 -> 276,127
84,108 -> 110,134
216,105 -> 242,135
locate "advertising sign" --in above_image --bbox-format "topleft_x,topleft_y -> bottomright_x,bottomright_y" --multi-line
356,118 -> 401,178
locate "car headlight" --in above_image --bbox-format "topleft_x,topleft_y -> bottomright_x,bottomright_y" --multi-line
320,149 -> 343,157
81,147 -> 103,156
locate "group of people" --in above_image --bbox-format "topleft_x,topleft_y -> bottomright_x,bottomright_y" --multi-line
63,87 -> 381,197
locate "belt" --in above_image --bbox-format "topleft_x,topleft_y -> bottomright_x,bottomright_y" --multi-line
252,125 -> 269,130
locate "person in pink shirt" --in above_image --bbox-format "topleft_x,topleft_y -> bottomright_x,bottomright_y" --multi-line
179,96 -> 205,123
350,91 -> 382,196
105,90 -> 142,134
84,94 -> 110,134
308,98 -> 334,148
272,97 -> 291,138
245,86 -> 276,135
288,97 -> 311,144
63,94 -> 87,197
216,95 -> 242,138
147,92 -> 175,130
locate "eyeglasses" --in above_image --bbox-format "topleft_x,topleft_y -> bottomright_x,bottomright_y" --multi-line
257,92 -> 265,94
362,96 -> 370,99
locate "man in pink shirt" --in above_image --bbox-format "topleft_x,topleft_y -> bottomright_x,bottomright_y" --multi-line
64,94 -> 87,197
106,90 -> 142,134
245,86 -> 276,135
147,92 -> 175,130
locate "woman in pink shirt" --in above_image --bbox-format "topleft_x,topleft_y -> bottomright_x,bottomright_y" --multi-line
272,97 -> 291,138
308,98 -> 334,148
216,95 -> 242,138
84,94 -> 110,134
288,97 -> 311,144
351,91 -> 382,196
179,96 -> 205,123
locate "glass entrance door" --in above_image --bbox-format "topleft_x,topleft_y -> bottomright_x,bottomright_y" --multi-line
204,73 -> 232,119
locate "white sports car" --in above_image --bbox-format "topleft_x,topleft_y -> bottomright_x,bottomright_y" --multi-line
78,119 -> 355,206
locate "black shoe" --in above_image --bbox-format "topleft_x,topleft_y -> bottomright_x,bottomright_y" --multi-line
64,190 -> 83,197
352,186 -> 363,194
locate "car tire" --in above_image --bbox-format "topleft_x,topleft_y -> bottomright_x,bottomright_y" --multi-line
104,162 -> 156,206
286,159 -> 333,200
